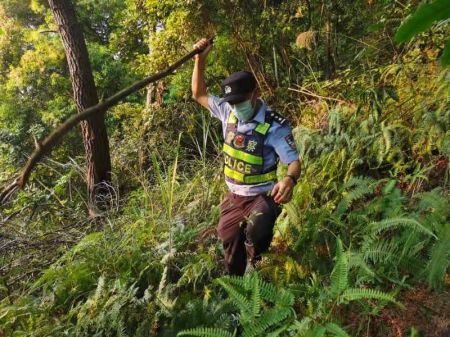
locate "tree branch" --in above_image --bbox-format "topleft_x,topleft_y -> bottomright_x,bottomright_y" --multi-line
0,37 -> 214,207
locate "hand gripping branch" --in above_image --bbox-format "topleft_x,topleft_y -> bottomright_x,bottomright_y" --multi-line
0,37 -> 215,207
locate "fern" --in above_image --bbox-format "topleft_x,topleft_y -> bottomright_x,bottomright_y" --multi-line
340,288 -> 403,308
347,251 -> 376,279
362,239 -> 398,264
242,307 -> 291,337
177,327 -> 234,337
336,176 -> 377,215
308,325 -> 327,337
275,289 -> 295,307
328,111 -> 342,135
368,217 -> 437,238
181,273 -> 295,337
417,188 -> 449,221
250,273 -> 260,318
218,275 -> 248,291
172,299 -> 235,332
259,279 -> 279,304
215,278 -> 252,316
266,325 -> 289,337
330,238 -> 348,296
325,322 -> 350,337
426,226 -> 450,289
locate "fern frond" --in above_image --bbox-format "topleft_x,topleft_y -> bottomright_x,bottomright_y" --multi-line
417,188 -> 450,220
259,281 -> 278,303
330,238 -> 348,296
328,111 -> 342,135
177,327 -> 234,337
325,322 -> 350,337
308,325 -> 326,337
157,265 -> 169,297
117,320 -> 127,337
93,275 -> 105,301
368,217 -> 437,238
218,275 -> 246,291
340,288 -> 403,308
362,239 -> 398,264
215,278 -> 251,315
250,273 -> 260,318
352,176 -> 377,188
275,289 -> 295,307
291,317 -> 312,334
266,325 -> 289,337
347,251 -> 376,282
242,307 -> 291,337
336,176 -> 377,215
426,226 -> 450,290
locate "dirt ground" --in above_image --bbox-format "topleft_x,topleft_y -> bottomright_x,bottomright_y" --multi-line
368,285 -> 450,337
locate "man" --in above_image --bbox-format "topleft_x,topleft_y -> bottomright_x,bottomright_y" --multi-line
192,38 -> 300,275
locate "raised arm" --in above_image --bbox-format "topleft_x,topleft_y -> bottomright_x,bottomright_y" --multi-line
192,38 -> 212,109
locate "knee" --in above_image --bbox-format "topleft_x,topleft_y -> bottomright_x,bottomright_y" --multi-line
246,216 -> 274,246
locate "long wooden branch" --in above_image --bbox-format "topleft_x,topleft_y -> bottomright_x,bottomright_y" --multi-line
0,38 -> 214,207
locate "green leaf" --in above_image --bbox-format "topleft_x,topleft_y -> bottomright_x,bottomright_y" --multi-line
367,22 -> 384,33
441,40 -> 450,67
426,226 -> 450,289
395,0 -> 450,43
177,327 -> 234,337
250,273 -> 260,318
216,277 -> 252,316
307,325 -> 326,337
340,288 -> 404,309
242,307 -> 291,337
325,323 -> 350,337
368,217 -> 437,239
330,238 -> 348,296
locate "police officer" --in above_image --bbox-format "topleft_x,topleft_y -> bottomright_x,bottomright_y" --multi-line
192,38 -> 300,275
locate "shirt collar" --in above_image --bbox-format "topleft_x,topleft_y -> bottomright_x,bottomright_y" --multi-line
252,99 -> 267,123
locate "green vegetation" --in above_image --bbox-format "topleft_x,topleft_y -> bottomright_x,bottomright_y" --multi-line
1,0 -> 449,336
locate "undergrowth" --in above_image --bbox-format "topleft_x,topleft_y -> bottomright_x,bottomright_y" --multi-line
1,34 -> 449,337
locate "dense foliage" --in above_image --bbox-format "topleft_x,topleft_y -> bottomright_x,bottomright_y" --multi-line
1,0 -> 449,336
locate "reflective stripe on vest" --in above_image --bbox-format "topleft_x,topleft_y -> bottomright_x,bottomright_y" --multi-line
223,112 -> 276,185
224,166 -> 277,184
223,143 -> 263,165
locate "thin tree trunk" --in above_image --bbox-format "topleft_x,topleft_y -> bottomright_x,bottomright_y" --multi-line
48,0 -> 111,214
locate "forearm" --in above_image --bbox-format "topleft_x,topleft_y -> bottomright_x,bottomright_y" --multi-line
191,58 -> 207,99
286,159 -> 301,180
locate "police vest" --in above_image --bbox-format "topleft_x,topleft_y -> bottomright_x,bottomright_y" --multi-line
223,110 -> 287,185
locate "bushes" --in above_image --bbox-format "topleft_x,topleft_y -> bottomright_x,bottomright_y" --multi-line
1,1 -> 449,335
3,57 -> 449,336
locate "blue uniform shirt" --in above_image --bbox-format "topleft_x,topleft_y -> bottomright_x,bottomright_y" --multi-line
208,95 -> 299,196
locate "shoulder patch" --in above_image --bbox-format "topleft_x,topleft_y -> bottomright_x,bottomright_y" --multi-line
285,134 -> 296,150
266,110 -> 288,125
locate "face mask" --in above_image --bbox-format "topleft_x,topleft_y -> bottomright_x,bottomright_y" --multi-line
233,99 -> 255,122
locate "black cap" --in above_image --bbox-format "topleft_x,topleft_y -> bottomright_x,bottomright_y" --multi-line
219,71 -> 257,105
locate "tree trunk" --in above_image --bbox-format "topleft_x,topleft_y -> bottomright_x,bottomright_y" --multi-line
48,0 -> 111,214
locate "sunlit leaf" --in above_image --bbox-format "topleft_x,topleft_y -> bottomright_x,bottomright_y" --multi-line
395,0 -> 450,43
441,40 -> 450,67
